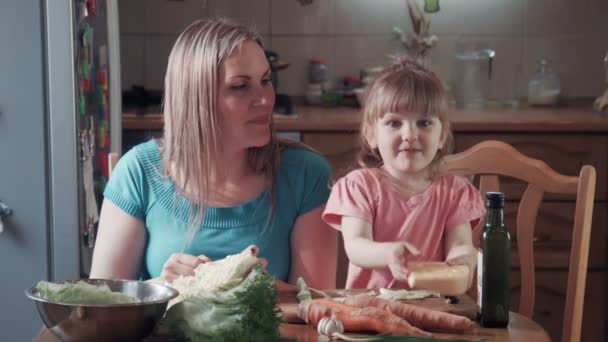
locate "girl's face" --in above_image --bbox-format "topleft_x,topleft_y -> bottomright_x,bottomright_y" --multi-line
217,40 -> 275,151
370,111 -> 446,179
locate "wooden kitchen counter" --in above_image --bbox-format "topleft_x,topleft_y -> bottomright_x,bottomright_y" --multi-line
123,100 -> 608,132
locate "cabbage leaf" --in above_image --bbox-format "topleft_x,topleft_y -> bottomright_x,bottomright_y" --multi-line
35,281 -> 140,305
159,263 -> 283,342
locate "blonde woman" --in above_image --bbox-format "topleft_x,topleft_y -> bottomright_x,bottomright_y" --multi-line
90,19 -> 337,289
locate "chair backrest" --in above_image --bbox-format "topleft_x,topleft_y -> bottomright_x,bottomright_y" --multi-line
108,152 -> 120,177
444,140 -> 596,342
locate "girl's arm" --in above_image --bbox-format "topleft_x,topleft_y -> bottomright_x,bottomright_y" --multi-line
288,205 -> 338,289
90,199 -> 147,279
444,222 -> 477,286
341,216 -> 419,280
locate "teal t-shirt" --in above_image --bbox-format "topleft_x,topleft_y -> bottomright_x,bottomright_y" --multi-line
103,140 -> 332,281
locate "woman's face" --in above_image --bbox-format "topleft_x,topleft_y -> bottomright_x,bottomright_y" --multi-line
217,40 -> 275,151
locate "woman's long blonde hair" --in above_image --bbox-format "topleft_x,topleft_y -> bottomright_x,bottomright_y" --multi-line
358,57 -> 454,175
161,18 -> 281,245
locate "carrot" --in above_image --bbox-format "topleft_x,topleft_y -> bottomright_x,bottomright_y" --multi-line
343,294 -> 478,332
298,298 -> 432,337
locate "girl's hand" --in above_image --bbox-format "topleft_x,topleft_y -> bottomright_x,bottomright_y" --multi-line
160,253 -> 212,283
446,247 -> 477,288
387,242 -> 420,281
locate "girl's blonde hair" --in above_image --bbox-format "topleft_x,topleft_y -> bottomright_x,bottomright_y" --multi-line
161,18 -> 282,246
358,57 -> 454,175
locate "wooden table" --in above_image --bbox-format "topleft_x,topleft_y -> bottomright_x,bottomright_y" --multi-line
36,314 -> 551,342
279,312 -> 551,341
35,289 -> 551,342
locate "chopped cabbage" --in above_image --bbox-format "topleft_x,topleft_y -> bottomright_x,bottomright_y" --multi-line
36,281 -> 140,304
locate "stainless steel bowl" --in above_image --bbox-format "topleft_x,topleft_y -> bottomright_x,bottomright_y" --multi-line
25,278 -> 178,342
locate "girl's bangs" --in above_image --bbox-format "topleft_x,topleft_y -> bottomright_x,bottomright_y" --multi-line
370,72 -> 447,119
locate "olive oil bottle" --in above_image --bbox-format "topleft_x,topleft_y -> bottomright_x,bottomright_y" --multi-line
479,192 -> 510,327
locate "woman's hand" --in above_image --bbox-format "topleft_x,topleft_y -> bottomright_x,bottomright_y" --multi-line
160,253 -> 212,283
386,241 -> 420,281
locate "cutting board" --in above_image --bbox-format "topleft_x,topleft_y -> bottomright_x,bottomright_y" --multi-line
278,289 -> 479,323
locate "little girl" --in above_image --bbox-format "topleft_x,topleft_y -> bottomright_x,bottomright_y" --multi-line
322,58 -> 485,289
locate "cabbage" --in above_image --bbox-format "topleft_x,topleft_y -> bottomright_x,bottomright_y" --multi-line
159,263 -> 282,342
35,281 -> 140,305
168,247 -> 260,306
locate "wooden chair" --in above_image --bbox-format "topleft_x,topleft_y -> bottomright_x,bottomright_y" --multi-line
444,140 -> 596,342
108,152 -> 120,177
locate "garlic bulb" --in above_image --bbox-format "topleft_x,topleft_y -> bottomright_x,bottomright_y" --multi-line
317,311 -> 344,337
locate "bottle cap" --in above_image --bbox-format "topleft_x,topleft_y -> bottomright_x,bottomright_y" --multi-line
486,192 -> 505,208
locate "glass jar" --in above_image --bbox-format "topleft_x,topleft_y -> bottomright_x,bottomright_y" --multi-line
305,83 -> 323,105
528,59 -> 561,106
309,59 -> 328,84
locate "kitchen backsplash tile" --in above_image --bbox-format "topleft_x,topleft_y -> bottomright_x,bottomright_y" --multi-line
525,0 -> 591,36
524,36 -> 605,97
430,0 -> 525,36
145,0 -> 206,34
122,0 -> 606,99
120,35 -> 145,90
589,0 -> 608,41
144,35 -> 178,90
271,0 -> 334,35
334,0 -> 407,35
271,36 -> 334,95
119,0 -> 147,35
208,0 -> 271,34
333,36 -> 402,81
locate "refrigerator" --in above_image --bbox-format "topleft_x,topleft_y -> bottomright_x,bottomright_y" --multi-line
0,1 -> 121,340
72,0 -> 122,277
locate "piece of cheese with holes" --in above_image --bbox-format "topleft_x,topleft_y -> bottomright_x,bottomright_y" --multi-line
406,262 -> 469,296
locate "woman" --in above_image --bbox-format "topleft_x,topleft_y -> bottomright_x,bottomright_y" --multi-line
90,19 -> 337,289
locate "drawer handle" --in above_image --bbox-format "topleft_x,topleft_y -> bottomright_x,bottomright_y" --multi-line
514,235 -> 550,244
535,309 -> 551,317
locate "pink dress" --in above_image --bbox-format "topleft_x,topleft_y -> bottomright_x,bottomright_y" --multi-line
323,168 -> 485,289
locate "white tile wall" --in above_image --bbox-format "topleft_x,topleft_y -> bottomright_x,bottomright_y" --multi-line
208,0 -> 271,34
271,0 -> 334,35
271,36 -> 334,95
145,0 -> 206,34
525,0 -> 590,36
333,36 -> 403,79
120,35 -> 145,90
119,0 -> 607,99
426,0 -> 525,36
144,35 -> 178,90
334,0 -> 406,35
118,0 -> 147,34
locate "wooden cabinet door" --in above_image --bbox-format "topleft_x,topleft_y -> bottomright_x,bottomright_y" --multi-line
302,132 -> 360,180
505,203 -> 607,269
510,270 -> 606,342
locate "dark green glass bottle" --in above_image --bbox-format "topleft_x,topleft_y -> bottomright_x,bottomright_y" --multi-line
480,192 -> 510,328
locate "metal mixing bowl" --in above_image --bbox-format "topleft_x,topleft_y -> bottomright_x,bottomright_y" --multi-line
25,278 -> 178,342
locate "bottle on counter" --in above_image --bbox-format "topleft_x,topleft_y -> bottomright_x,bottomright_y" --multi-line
527,59 -> 561,106
305,83 -> 323,105
479,191 -> 510,328
308,59 -> 328,84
